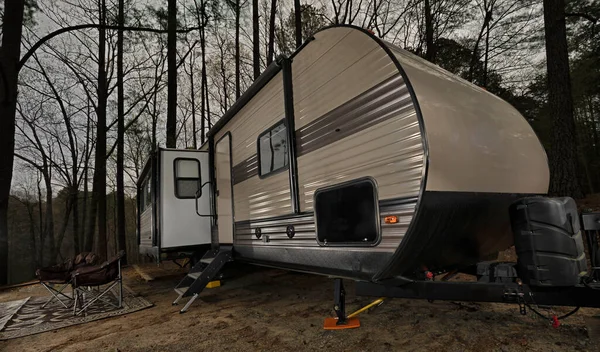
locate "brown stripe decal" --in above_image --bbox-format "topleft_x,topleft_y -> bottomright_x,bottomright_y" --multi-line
231,73 -> 414,185
296,74 -> 412,156
232,154 -> 258,184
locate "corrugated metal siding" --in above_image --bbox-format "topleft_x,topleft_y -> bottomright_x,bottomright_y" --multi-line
214,72 -> 292,222
296,75 -> 413,155
290,27 -> 424,221
232,154 -> 258,184
140,207 -> 153,247
296,83 -> 423,211
234,200 -> 416,252
378,201 -> 416,251
214,72 -> 285,165
233,172 -> 292,220
293,28 -> 399,130
236,215 -> 315,247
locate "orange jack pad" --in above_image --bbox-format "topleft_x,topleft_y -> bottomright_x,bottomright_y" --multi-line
323,317 -> 360,330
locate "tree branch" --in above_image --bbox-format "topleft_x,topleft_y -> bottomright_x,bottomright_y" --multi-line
19,24 -> 203,71
565,12 -> 598,24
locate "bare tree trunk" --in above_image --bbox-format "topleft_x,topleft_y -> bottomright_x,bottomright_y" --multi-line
219,43 -> 229,111
200,60 -> 205,145
43,174 -> 56,265
203,28 -> 211,130
469,8 -> 492,83
543,0 -> 584,198
87,0 -> 108,260
294,0 -> 302,48
235,0 -> 241,99
166,0 -> 178,148
37,175 -> 45,265
332,0 -> 340,24
24,200 -> 38,268
55,192 -> 73,261
483,18 -> 490,88
424,0 -> 435,62
96,16 -> 108,259
590,100 -> 599,157
0,0 -> 25,285
190,54 -> 198,149
83,102 -> 91,251
116,0 -> 127,262
253,0 -> 260,79
200,2 -> 208,144
205,71 -> 211,129
72,186 -> 80,254
267,0 -> 277,65
152,96 -> 158,150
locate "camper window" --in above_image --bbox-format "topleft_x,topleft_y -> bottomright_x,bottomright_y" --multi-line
258,121 -> 288,177
174,158 -> 201,199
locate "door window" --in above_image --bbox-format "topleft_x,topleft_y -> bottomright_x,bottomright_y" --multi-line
174,158 -> 201,199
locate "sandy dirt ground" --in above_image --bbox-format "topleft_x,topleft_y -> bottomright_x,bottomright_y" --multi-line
1,262 -> 599,352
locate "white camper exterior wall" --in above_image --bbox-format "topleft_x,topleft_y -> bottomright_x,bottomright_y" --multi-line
214,72 -> 292,222
159,149 -> 212,248
388,44 -> 550,194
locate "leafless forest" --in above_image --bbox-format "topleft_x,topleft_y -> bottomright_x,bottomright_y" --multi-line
0,0 -> 598,284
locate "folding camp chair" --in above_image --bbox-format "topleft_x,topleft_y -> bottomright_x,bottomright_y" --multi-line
71,251 -> 125,316
36,252 -> 99,309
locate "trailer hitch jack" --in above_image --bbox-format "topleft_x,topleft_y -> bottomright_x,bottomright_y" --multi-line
324,279 -> 360,330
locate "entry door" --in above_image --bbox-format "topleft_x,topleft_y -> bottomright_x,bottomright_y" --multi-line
215,134 -> 234,244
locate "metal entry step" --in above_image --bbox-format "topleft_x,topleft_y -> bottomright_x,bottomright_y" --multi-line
172,247 -> 232,313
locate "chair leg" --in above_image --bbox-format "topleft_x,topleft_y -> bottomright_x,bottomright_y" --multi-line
41,294 -> 55,309
74,281 -> 120,316
41,282 -> 72,309
118,278 -> 123,308
118,259 -> 123,308
72,289 -> 79,316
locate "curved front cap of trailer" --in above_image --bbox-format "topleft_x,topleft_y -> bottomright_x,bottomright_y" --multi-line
294,26 -> 549,279
372,32 -> 549,278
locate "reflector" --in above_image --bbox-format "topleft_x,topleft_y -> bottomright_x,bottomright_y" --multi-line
384,215 -> 399,224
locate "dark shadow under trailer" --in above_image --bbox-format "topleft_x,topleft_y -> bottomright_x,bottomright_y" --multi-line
328,207 -> 600,328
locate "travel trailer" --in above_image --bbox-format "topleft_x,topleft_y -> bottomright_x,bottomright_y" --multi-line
138,25 -> 600,320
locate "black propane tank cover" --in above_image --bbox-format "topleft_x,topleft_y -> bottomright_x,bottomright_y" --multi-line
509,197 -> 587,287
